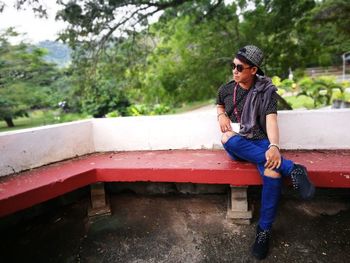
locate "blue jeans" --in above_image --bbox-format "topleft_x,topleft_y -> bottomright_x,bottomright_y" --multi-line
223,134 -> 294,230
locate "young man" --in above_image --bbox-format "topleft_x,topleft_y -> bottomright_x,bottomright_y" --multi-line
216,45 -> 315,260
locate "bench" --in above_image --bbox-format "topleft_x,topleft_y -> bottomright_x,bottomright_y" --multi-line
1,149 -> 350,223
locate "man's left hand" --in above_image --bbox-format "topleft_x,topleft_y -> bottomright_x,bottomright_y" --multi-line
265,147 -> 281,169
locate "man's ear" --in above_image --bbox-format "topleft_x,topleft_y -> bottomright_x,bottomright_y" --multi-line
251,67 -> 258,75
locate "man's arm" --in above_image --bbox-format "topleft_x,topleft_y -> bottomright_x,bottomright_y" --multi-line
217,104 -> 232,133
217,104 -> 226,116
265,113 -> 281,169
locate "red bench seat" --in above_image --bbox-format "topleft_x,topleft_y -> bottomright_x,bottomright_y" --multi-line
1,149 -> 350,217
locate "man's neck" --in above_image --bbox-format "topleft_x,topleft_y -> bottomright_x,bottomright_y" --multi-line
239,78 -> 255,90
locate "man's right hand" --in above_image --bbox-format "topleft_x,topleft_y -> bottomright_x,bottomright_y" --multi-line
219,115 -> 232,133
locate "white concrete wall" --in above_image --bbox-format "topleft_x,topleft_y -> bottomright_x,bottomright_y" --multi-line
0,120 -> 94,177
93,109 -> 350,151
279,109 -> 350,149
1,109 -> 350,177
92,113 -> 222,152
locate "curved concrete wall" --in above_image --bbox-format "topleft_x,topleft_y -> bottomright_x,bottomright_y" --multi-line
92,114 -> 222,152
1,109 -> 350,177
0,120 -> 94,177
92,109 -> 350,151
278,109 -> 350,149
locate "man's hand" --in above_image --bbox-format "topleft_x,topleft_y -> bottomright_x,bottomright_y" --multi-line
218,114 -> 232,133
265,146 -> 281,169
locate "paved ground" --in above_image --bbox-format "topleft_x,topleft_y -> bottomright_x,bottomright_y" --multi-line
179,104 -> 216,115
0,187 -> 350,263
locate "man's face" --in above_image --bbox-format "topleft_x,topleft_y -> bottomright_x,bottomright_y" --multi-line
232,58 -> 257,84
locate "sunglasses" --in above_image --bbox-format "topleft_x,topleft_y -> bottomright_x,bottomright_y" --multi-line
230,62 -> 253,72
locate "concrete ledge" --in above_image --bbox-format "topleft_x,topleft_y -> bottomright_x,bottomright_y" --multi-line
1,109 -> 350,177
1,150 -> 350,217
0,120 -> 94,177
278,109 -> 350,149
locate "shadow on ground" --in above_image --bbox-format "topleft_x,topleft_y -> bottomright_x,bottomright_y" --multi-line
0,188 -> 350,263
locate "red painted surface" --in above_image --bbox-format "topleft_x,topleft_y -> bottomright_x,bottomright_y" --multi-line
1,149 -> 350,217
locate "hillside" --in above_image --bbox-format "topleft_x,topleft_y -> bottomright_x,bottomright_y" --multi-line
37,40 -> 71,67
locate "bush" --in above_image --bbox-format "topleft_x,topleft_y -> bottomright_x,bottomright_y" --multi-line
297,76 -> 345,108
126,103 -> 171,116
106,111 -> 121,118
272,76 -> 296,92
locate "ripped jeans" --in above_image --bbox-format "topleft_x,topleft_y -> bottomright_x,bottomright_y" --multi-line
223,134 -> 294,230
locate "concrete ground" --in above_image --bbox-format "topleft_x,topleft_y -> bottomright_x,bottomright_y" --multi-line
0,186 -> 350,263
179,104 -> 216,115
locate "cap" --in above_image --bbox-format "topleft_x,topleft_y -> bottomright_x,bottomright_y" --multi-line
236,45 -> 264,76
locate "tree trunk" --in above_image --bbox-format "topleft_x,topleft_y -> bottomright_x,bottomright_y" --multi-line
4,117 -> 14,127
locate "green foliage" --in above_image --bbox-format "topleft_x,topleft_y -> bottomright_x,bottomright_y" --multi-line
271,76 -> 282,87
0,28 -> 62,126
141,5 -> 240,105
272,76 -> 296,96
55,0 -> 350,113
66,35 -> 148,117
297,76 -> 345,107
0,109 -> 90,132
126,103 -> 171,116
106,111 -> 120,118
2,0 -> 350,126
272,76 -> 295,91
284,95 -> 314,109
81,80 -> 130,118
280,79 -> 296,92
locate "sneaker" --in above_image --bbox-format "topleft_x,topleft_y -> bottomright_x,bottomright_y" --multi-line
252,225 -> 270,260
290,164 -> 315,200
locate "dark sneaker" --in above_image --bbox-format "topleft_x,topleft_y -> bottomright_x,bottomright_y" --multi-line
290,164 -> 315,200
252,225 -> 270,260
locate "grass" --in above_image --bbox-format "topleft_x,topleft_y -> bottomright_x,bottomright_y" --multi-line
0,110 -> 90,133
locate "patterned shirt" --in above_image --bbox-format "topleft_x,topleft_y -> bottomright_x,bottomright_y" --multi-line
216,81 -> 278,140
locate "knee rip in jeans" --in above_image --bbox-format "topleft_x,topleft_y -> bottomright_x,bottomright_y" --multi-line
221,131 -> 237,144
264,169 -> 281,178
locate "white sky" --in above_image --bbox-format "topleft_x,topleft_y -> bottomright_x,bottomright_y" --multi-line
0,1 -> 161,44
0,0 -> 246,44
0,1 -> 66,43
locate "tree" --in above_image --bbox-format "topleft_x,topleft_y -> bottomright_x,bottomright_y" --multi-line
0,28 -> 60,127
6,1 -> 350,68
240,0 -> 350,74
141,4 -> 240,105
310,0 -> 350,65
5,0 -> 350,112
6,1 -> 229,57
66,35 -> 143,117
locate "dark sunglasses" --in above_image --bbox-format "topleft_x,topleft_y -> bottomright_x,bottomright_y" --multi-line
230,62 -> 253,72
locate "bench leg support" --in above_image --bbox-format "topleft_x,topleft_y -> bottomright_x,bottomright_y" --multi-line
88,182 -> 111,218
227,186 -> 252,225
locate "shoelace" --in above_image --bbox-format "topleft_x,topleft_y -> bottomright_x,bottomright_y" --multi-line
291,173 -> 299,189
257,230 -> 269,243
291,167 -> 303,189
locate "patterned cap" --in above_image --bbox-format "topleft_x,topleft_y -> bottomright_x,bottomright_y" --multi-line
236,45 -> 264,75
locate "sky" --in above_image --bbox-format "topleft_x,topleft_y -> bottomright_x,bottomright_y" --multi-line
0,0 -> 239,44
0,1 -> 66,44
0,0 -> 162,44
